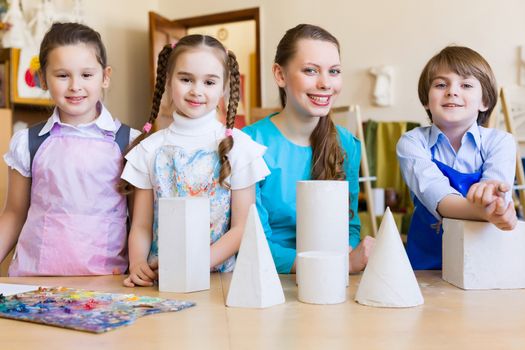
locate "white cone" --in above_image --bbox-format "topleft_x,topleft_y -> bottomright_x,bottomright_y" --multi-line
226,204 -> 285,308
355,208 -> 424,307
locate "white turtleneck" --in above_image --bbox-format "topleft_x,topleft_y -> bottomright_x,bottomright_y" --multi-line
167,110 -> 225,151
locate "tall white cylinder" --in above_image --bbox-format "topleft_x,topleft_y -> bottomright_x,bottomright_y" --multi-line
296,181 -> 349,279
297,251 -> 347,304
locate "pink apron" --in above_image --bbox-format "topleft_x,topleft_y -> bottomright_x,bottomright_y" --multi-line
9,124 -> 128,276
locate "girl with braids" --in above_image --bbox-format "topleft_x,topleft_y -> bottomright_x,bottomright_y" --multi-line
0,23 -> 139,276
121,35 -> 270,287
244,24 -> 374,274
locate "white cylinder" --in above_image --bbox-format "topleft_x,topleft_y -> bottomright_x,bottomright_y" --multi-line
373,188 -> 385,216
297,251 -> 347,304
296,181 -> 349,278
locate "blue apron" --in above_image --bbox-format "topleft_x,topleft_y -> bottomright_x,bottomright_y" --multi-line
406,150 -> 483,270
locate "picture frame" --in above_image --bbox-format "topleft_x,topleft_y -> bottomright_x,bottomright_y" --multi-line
10,48 -> 54,106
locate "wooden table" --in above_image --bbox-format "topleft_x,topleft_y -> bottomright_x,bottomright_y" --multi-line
1,271 -> 525,350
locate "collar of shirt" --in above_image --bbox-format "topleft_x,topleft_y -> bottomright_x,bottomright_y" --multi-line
428,122 -> 481,151
428,122 -> 483,172
38,102 -> 118,136
169,109 -> 222,136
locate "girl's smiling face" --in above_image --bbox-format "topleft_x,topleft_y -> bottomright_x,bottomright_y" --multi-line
169,48 -> 225,119
273,39 -> 342,118
44,43 -> 111,125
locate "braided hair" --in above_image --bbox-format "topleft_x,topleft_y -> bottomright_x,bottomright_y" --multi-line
218,50 -> 240,188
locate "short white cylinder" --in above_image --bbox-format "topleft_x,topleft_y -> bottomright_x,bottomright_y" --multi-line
297,251 -> 347,305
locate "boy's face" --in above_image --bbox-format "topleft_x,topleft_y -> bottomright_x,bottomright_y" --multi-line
426,70 -> 487,132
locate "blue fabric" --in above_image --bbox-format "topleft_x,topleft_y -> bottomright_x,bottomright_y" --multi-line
406,154 -> 482,270
243,114 -> 361,273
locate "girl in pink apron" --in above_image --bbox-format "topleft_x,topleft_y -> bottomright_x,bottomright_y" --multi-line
120,35 -> 270,287
0,23 -> 137,276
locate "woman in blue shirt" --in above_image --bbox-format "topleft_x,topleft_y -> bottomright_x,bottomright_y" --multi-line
244,24 -> 374,274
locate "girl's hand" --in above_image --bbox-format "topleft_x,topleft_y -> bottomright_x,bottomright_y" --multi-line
123,260 -> 158,287
348,235 -> 375,273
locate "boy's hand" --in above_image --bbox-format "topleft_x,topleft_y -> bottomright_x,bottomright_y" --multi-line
349,235 -> 375,273
467,180 -> 517,230
466,180 -> 509,208
123,260 -> 158,287
485,199 -> 518,231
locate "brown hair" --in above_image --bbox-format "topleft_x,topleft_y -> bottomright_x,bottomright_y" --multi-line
275,24 -> 346,180
119,35 -> 240,193
418,46 -> 498,125
39,22 -> 108,81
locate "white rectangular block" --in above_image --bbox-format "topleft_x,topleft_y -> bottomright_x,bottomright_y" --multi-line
158,197 -> 210,293
443,219 -> 525,290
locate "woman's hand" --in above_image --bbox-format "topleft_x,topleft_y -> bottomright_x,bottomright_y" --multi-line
348,235 -> 375,273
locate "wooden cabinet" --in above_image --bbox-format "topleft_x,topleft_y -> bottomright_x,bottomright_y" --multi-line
0,48 -> 51,208
0,108 -> 12,207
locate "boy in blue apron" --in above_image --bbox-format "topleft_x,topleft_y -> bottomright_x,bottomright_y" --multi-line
397,46 -> 517,270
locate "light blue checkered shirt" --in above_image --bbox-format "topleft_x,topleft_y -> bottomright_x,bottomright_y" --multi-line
397,122 -> 516,219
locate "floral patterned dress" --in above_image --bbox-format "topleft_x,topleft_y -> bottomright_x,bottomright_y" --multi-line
148,144 -> 235,272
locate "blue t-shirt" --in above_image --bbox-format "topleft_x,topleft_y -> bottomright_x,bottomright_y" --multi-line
243,114 -> 361,273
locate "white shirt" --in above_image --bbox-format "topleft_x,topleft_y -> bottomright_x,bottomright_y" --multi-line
121,110 -> 270,190
397,123 -> 516,219
4,104 -> 140,178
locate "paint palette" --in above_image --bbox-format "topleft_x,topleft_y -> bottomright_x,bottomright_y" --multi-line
0,287 -> 195,333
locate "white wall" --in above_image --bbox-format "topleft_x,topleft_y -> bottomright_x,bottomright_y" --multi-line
159,0 -> 525,124
82,0 -> 159,128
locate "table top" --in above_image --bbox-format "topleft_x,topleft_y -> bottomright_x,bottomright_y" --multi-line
1,271 -> 524,350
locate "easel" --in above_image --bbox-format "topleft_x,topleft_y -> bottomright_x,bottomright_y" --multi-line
499,87 -> 525,217
351,105 -> 378,236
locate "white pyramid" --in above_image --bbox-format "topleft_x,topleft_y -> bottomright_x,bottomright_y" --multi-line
355,208 -> 424,307
226,204 -> 285,308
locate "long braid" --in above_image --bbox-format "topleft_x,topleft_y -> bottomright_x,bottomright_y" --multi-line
117,44 -> 173,194
217,51 -> 240,188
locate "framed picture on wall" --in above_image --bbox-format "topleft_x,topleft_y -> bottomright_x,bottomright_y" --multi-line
10,48 -> 53,106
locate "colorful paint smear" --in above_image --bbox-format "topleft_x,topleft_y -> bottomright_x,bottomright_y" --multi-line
0,287 -> 195,333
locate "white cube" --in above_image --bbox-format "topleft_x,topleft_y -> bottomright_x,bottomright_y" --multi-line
158,197 -> 210,293
443,219 -> 525,290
